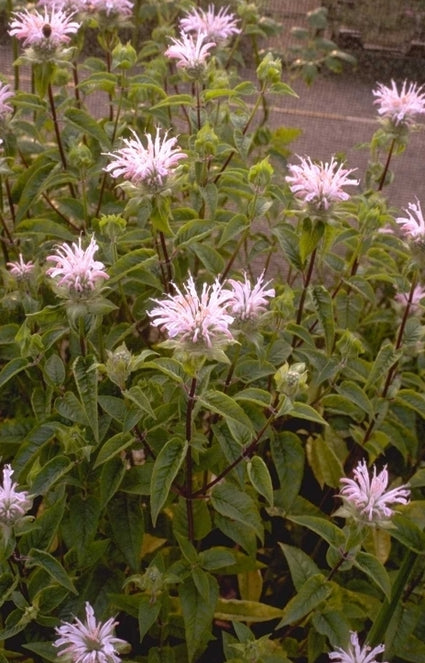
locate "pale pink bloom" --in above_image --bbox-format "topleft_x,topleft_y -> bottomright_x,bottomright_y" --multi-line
286,155 -> 358,211
339,459 -> 410,524
104,128 -> 186,190
395,198 -> 425,239
54,601 -> 127,663
7,254 -> 35,278
395,283 -> 425,310
164,31 -> 216,71
87,0 -> 133,17
46,236 -> 109,294
0,82 -> 13,118
373,80 -> 425,127
38,0 -> 88,12
0,465 -> 33,527
149,275 -> 235,349
226,272 -> 275,321
9,6 -> 80,49
180,4 -> 240,42
329,632 -> 387,663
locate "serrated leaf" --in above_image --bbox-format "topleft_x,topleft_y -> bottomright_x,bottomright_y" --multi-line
354,551 -> 391,600
138,594 -> 162,644
109,494 -> 144,571
276,574 -> 332,628
0,358 -> 30,389
123,386 -> 155,419
150,437 -> 188,526
27,549 -> 77,594
287,514 -> 345,549
306,435 -> 343,489
64,107 -> 111,149
247,456 -> 273,506
279,543 -> 321,591
395,389 -> 425,419
391,514 -> 425,553
73,355 -> 99,443
215,598 -> 283,623
199,390 -> 254,433
289,401 -> 328,426
44,354 -> 65,387
312,285 -> 335,354
29,456 -> 73,495
94,432 -> 135,468
179,575 -> 218,662
271,431 -> 304,512
211,481 -> 263,541
15,162 -> 55,222
365,342 -> 400,392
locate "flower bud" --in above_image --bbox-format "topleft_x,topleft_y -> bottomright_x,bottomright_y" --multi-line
112,41 -> 137,70
274,362 -> 308,397
256,52 -> 282,85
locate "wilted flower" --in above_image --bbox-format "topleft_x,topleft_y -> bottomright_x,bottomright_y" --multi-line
373,79 -> 425,127
7,254 -> 35,278
0,465 -> 33,527
149,275 -> 235,351
226,272 -> 275,321
0,82 -> 13,118
395,198 -> 425,240
9,7 -> 80,52
104,128 -> 186,191
46,236 -> 109,296
54,601 -> 128,663
339,458 -> 410,525
286,155 -> 358,212
180,4 -> 240,42
329,631 -> 387,663
164,31 -> 216,74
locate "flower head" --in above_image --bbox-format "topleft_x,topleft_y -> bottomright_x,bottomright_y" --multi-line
339,459 -> 410,525
46,236 -> 109,296
395,283 -> 425,310
86,0 -> 134,18
149,275 -> 235,351
226,272 -> 275,321
180,4 -> 240,42
0,465 -> 33,527
164,31 -> 216,74
104,128 -> 186,191
0,82 -> 13,119
9,7 -> 80,53
54,601 -> 127,663
7,254 -> 35,279
329,631 -> 387,663
395,198 -> 425,240
286,155 -> 358,212
373,79 -> 425,127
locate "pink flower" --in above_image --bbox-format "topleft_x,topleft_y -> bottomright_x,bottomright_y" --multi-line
149,275 -> 235,350
87,0 -> 134,18
286,155 -> 358,211
0,465 -> 33,527
329,632 -> 387,663
373,80 -> 425,127
0,82 -> 13,118
339,459 -> 410,525
164,31 -> 216,72
7,254 -> 35,278
180,4 -> 240,42
54,602 -> 127,663
46,236 -> 109,295
395,198 -> 425,239
226,272 -> 275,321
395,283 -> 425,310
104,128 -> 186,190
9,6 -> 80,50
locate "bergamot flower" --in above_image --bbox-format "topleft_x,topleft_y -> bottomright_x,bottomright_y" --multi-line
226,272 -> 275,321
180,4 -> 240,43
9,6 -> 80,53
7,254 -> 35,279
0,82 -> 13,118
46,236 -> 109,297
396,198 -> 425,240
373,80 -> 425,127
0,465 -> 33,528
329,631 -> 387,663
164,31 -> 216,75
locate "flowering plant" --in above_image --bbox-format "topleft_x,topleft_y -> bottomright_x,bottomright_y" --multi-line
0,2 -> 424,663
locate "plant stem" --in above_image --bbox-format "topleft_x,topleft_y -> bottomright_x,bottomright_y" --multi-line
295,247 -> 317,328
185,377 -> 197,542
47,83 -> 76,198
377,137 -> 396,191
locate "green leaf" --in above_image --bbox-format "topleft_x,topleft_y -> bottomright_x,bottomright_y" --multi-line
337,380 -> 374,418
27,549 -> 77,594
0,358 -> 30,389
276,574 -> 332,628
286,514 -> 345,549
279,543 -> 321,591
312,286 -> 335,354
179,575 -> 219,662
15,218 -> 75,241
395,389 -> 425,419
312,610 -> 350,648
272,225 -> 303,271
29,456 -> 73,495
271,431 -> 304,512
138,594 -> 162,643
44,354 -> 66,387
198,390 -> 254,433
150,94 -> 194,109
150,437 -> 188,526
109,494 -> 144,571
67,494 -> 101,562
94,432 -> 135,468
55,391 -> 89,426
211,481 -> 263,542
123,386 -> 156,419
365,342 -> 400,392
15,162 -> 55,222
190,242 -> 225,274
354,551 -> 391,600
215,598 -> 283,623
289,402 -> 328,426
306,435 -> 343,489
391,514 -> 425,553
247,456 -> 273,506
73,355 -> 99,443
64,107 -> 111,149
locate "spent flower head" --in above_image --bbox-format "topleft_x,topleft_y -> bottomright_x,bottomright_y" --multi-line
226,272 -> 275,321
180,4 -> 240,42
54,601 -> 128,663
164,31 -> 216,76
286,155 -> 358,212
0,82 -> 13,119
395,198 -> 425,241
373,79 -> 425,127
46,235 -> 109,297
329,631 -> 387,663
7,254 -> 35,279
149,275 -> 235,353
104,128 -> 186,192
9,6 -> 80,56
0,465 -> 33,528
338,458 -> 410,526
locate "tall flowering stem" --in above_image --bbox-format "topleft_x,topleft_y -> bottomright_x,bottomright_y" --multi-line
295,246 -> 317,327
47,82 -> 76,198
185,376 -> 197,542
377,137 -> 396,191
